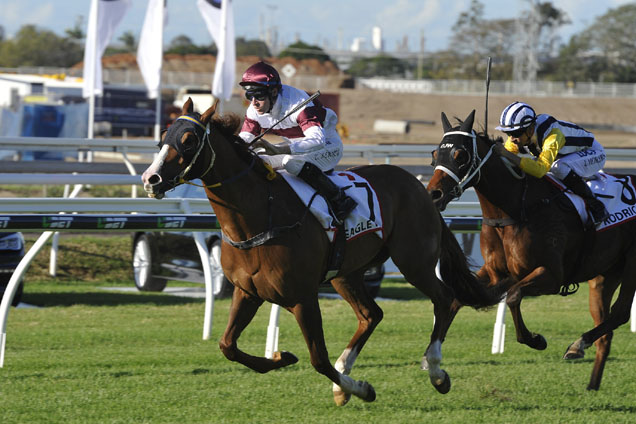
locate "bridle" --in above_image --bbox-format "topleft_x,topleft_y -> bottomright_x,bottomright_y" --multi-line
161,115 -> 216,188
434,130 -> 494,199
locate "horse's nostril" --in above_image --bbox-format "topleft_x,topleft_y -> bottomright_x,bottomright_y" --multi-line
147,174 -> 162,185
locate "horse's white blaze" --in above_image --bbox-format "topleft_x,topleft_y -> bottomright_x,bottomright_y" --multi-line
142,145 -> 170,196
425,340 -> 445,385
333,347 -> 358,394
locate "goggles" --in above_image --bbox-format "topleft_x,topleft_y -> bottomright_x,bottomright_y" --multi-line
244,89 -> 269,102
504,127 -> 529,138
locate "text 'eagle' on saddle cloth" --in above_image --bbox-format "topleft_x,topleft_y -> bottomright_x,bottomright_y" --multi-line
281,170 -> 383,242
546,171 -> 636,231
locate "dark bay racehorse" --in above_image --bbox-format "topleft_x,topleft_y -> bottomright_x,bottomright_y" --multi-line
427,109 -> 636,390
141,99 -> 501,405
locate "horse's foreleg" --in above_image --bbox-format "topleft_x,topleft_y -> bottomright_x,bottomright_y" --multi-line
506,266 -> 563,350
330,273 -> 383,405
291,298 -> 376,406
219,286 -> 298,373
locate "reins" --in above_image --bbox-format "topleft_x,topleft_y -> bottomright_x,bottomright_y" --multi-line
169,114 -> 306,249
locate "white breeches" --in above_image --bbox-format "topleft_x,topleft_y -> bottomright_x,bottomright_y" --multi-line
260,143 -> 343,176
550,140 -> 606,179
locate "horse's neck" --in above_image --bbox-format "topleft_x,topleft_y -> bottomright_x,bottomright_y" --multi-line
201,141 -> 271,241
474,152 -> 526,219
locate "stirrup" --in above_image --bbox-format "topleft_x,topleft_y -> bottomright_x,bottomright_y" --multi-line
331,196 -> 357,225
589,202 -> 610,225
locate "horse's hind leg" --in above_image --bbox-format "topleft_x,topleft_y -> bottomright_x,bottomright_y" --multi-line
291,296 -> 376,405
329,270 -> 383,405
564,268 -> 626,390
390,244 -> 456,394
578,274 -> 619,390
219,286 -> 298,373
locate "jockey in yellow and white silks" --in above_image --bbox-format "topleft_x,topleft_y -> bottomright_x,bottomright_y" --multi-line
493,101 -> 610,225
237,61 -> 356,224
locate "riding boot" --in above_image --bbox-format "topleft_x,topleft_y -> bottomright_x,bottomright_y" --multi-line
298,162 -> 357,225
562,170 -> 610,225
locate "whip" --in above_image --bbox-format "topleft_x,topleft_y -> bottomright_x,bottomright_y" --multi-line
248,91 -> 321,147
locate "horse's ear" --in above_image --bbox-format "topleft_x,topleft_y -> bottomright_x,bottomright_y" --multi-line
460,109 -> 476,133
182,97 -> 194,115
441,112 -> 452,133
200,98 -> 220,125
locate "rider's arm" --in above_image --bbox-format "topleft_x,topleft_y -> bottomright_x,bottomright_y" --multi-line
288,125 -> 325,154
238,113 -> 261,144
518,129 -> 565,178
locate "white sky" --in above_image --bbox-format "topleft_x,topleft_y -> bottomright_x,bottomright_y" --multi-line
1,0 -> 632,52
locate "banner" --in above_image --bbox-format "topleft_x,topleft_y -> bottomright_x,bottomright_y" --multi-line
137,0 -> 167,99
197,0 -> 236,101
82,0 -> 131,98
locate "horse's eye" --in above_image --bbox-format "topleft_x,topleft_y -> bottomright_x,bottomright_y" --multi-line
431,149 -> 438,167
181,133 -> 198,152
454,148 -> 470,167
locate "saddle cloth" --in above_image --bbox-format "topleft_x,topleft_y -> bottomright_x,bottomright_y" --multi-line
280,170 -> 383,242
545,171 -> 636,231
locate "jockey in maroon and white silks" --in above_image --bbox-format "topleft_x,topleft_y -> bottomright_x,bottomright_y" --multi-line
238,84 -> 343,176
237,61 -> 356,224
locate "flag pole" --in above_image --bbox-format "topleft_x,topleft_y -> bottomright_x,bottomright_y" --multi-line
153,13 -> 163,141
84,0 -> 99,162
216,0 -> 228,115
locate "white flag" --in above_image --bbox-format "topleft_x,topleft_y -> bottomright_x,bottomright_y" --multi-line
197,0 -> 236,101
137,0 -> 167,99
82,0 -> 131,98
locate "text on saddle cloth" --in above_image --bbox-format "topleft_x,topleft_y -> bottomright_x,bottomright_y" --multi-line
280,170 -> 384,242
545,172 -> 636,231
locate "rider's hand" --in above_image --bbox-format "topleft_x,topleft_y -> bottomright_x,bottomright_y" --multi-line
251,139 -> 291,155
493,143 -> 506,156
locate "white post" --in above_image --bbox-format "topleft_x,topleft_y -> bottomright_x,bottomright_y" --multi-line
48,184 -> 84,277
1,231 -> 55,367
630,292 -> 636,333
265,304 -> 281,358
491,297 -> 507,354
181,200 -> 214,340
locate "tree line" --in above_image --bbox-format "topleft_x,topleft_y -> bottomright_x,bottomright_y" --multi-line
1,1 -> 635,83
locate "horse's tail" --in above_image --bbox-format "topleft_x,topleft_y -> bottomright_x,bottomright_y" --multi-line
438,216 -> 503,309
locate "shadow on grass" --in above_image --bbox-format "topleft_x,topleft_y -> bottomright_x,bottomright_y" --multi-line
21,291 -> 203,307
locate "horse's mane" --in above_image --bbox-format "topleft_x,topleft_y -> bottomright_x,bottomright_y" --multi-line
210,113 -> 275,180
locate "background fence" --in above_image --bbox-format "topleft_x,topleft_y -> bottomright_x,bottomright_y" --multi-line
4,66 -> 636,98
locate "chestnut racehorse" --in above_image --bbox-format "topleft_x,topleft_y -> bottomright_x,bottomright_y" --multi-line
427,109 -> 636,390
141,99 -> 501,405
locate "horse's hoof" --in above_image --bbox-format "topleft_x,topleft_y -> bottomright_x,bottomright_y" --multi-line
362,382 -> 376,402
333,389 -> 351,406
432,370 -> 451,394
563,343 -> 585,360
273,351 -> 299,366
529,333 -> 547,350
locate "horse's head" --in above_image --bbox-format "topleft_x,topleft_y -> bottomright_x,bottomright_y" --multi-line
141,98 -> 218,199
427,109 -> 485,211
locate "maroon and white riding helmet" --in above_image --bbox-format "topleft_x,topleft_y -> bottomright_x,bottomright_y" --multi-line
239,61 -> 282,90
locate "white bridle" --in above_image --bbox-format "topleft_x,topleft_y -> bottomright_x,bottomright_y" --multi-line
434,130 -> 495,198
